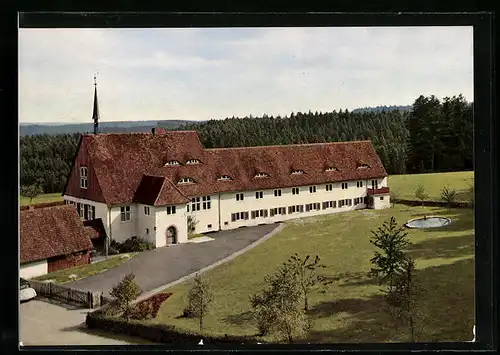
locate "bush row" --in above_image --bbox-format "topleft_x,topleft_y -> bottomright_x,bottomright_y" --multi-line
393,198 -> 471,209
86,311 -> 263,345
109,237 -> 154,254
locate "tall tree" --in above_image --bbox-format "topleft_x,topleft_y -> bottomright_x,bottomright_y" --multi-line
369,217 -> 411,292
186,273 -> 214,332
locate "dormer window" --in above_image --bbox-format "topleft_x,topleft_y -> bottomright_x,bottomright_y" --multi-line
218,175 -> 233,181
178,177 -> 195,184
186,159 -> 201,165
165,160 -> 181,166
291,169 -> 305,175
80,166 -> 88,189
255,172 -> 269,178
325,167 -> 338,172
357,164 -> 370,169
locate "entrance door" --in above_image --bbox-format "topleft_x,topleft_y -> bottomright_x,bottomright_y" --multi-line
166,226 -> 177,245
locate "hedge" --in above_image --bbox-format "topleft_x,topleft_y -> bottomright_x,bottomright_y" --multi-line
393,198 -> 472,209
86,311 -> 264,345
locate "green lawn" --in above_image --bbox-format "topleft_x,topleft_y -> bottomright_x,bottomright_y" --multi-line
148,204 -> 474,343
389,171 -> 474,202
20,192 -> 63,206
33,253 -> 138,284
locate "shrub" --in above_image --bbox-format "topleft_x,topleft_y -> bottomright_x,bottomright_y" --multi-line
110,273 -> 142,321
130,293 -> 173,320
109,237 -> 154,254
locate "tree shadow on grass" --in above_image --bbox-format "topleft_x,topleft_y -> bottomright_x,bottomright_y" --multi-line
406,233 -> 474,260
221,310 -> 254,326
300,258 -> 474,344
59,322 -> 156,344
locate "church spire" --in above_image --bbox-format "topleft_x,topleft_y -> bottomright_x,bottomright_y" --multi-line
92,73 -> 100,134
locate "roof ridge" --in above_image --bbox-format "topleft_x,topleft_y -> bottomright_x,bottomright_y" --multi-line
207,140 -> 372,151
84,130 -> 199,137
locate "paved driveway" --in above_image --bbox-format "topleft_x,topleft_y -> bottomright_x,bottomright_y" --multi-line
68,224 -> 278,298
20,298 -> 152,345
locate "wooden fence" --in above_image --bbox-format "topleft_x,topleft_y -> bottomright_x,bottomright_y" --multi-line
28,279 -> 104,309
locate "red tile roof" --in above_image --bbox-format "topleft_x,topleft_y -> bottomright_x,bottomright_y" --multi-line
83,218 -> 107,240
20,205 -> 94,264
74,131 -> 387,206
20,201 -> 65,211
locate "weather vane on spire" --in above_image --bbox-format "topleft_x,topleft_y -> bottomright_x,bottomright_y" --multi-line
92,72 -> 100,134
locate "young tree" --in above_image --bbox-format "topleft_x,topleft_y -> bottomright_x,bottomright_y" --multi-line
250,260 -> 309,343
187,215 -> 198,236
390,190 -> 398,208
369,217 -> 411,292
384,256 -> 423,342
20,184 -> 44,205
186,273 -> 214,332
286,254 -> 325,311
440,185 -> 457,210
110,273 -> 142,322
414,184 -> 429,207
467,181 -> 474,209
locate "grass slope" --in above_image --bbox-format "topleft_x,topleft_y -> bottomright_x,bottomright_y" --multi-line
20,193 -> 63,206
389,171 -> 474,202
34,253 -> 138,284
151,204 -> 474,343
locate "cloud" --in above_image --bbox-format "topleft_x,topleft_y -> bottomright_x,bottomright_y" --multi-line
18,26 -> 473,123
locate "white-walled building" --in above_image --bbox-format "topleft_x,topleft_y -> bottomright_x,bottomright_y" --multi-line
62,128 -> 391,249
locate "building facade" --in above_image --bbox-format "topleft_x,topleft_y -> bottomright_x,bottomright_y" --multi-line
62,128 -> 391,249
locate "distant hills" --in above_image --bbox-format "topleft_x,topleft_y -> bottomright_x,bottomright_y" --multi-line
20,105 -> 413,136
351,105 -> 412,114
19,120 -> 200,136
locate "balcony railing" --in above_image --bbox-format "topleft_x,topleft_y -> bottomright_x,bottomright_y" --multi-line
367,187 -> 390,195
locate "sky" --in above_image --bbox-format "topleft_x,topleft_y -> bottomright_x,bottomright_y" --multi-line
19,26 -> 473,124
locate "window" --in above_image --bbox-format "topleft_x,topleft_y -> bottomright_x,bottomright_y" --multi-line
186,159 -> 201,165
357,181 -> 364,188
274,189 -> 282,197
255,191 -> 263,199
251,209 -> 268,218
80,166 -> 88,189
364,196 -> 368,204
207,224 -> 212,229
218,175 -> 232,181
309,186 -> 317,193
255,172 -> 269,178
342,182 -> 348,190
380,196 -> 384,200
325,167 -> 338,172
178,177 -> 195,184
348,199 -> 353,206
120,206 -> 131,222
144,206 -> 150,215
236,193 -> 244,201
305,203 -> 312,212
224,221 -> 228,225
270,208 -> 276,217
314,203 -> 320,210
279,207 -> 286,215
165,160 -> 180,166
202,196 -> 211,210
354,198 -> 360,205
291,169 -> 304,175
322,200 -> 336,209
243,211 -> 249,220
146,228 -> 149,234
358,164 -> 370,169
288,205 -> 303,213
187,204 -> 189,212
326,184 -> 333,191
166,206 -> 176,215
191,197 -> 201,211
371,180 -> 379,189
231,213 -> 240,222
292,187 -> 300,195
